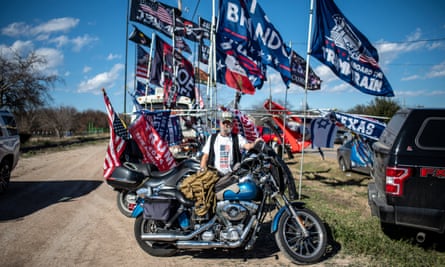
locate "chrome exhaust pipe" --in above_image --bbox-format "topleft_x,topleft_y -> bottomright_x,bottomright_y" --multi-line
416,232 -> 426,243
176,241 -> 236,249
141,217 -> 216,241
177,216 -> 257,249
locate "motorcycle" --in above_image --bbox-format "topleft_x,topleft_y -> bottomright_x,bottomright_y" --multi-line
130,141 -> 328,264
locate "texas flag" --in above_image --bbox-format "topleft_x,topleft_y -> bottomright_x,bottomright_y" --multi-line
216,48 -> 255,95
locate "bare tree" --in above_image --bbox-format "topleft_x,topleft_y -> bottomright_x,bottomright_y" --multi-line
0,51 -> 61,114
38,106 -> 78,138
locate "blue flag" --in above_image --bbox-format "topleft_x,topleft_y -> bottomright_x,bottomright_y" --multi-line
351,138 -> 373,167
311,0 -> 394,97
334,112 -> 386,140
217,0 -> 291,87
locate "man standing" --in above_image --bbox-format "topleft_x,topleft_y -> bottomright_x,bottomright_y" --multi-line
200,111 -> 258,175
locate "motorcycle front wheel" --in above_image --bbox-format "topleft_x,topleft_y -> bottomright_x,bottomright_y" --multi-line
116,190 -> 137,217
134,215 -> 178,257
275,207 -> 327,264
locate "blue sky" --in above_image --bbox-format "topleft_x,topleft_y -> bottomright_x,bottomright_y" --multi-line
1,0 -> 444,113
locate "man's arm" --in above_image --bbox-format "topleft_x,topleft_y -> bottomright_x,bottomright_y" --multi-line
242,137 -> 263,151
200,153 -> 209,171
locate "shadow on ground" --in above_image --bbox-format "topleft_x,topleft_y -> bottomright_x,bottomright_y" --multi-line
0,180 -> 103,221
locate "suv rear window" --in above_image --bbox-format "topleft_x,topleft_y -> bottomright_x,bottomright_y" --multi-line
416,117 -> 445,150
378,110 -> 409,147
1,115 -> 18,136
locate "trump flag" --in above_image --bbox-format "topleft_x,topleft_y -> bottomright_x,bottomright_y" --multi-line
311,0 -> 394,97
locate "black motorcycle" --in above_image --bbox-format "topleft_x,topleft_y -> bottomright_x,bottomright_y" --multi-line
129,141 -> 328,264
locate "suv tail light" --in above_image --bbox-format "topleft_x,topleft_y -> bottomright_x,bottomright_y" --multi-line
385,167 -> 412,196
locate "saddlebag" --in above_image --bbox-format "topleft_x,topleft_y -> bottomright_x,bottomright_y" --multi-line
143,196 -> 175,221
106,162 -> 153,191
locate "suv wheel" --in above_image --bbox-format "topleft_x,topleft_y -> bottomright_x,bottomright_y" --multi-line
0,159 -> 11,193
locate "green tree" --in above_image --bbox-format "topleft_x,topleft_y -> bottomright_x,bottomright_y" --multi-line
348,97 -> 400,121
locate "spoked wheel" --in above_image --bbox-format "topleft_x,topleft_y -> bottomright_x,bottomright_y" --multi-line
134,215 -> 178,257
116,190 -> 137,217
275,207 -> 327,264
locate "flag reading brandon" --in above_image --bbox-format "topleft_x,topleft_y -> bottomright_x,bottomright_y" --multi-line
218,0 -> 291,86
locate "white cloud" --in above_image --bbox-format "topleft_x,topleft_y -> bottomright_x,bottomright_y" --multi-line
427,61 -> 445,78
1,17 -> 79,37
83,66 -> 92,73
34,47 -> 64,74
33,17 -> 79,35
0,40 -> 34,58
401,74 -> 420,81
49,35 -> 70,48
107,53 -> 121,60
1,22 -> 31,37
375,28 -> 438,64
77,64 -> 124,94
71,34 -> 98,52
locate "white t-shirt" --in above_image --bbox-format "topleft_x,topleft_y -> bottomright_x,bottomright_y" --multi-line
202,133 -> 248,174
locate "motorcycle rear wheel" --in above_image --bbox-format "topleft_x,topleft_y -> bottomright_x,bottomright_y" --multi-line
134,215 -> 178,257
116,190 -> 137,217
275,207 -> 327,264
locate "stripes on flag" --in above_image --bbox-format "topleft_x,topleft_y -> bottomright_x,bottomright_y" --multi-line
140,1 -> 173,25
103,89 -> 129,178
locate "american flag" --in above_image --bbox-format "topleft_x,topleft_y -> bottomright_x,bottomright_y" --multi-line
140,0 -> 173,25
103,89 -> 129,178
136,45 -> 149,79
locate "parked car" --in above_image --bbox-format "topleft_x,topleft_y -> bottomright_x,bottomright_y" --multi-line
0,109 -> 20,193
337,138 -> 374,174
368,108 -> 445,241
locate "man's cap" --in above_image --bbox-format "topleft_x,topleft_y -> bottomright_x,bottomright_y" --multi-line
221,111 -> 233,122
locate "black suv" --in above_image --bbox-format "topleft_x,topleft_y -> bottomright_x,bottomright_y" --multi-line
368,108 -> 445,239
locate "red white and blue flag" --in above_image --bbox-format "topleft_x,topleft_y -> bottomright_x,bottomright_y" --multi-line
102,89 -> 129,178
216,48 -> 255,95
217,0 -> 292,87
136,45 -> 149,79
129,114 -> 176,171
150,35 -> 195,105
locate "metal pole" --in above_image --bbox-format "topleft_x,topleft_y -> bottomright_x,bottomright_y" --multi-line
124,0 -> 131,113
298,0 -> 315,200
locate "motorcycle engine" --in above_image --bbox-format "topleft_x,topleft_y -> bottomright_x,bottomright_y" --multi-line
215,200 -> 258,242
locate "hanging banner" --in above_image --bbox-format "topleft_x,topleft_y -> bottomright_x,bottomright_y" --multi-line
334,112 -> 386,140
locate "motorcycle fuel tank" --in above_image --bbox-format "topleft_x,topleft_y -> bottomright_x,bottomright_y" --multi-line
223,181 -> 258,201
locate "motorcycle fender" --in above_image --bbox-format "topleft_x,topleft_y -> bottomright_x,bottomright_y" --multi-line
271,202 -> 305,233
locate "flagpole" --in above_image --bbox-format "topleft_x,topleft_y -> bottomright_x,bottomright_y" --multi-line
145,33 -> 156,109
209,0 -> 217,128
124,0 -> 131,113
298,0 -> 315,200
